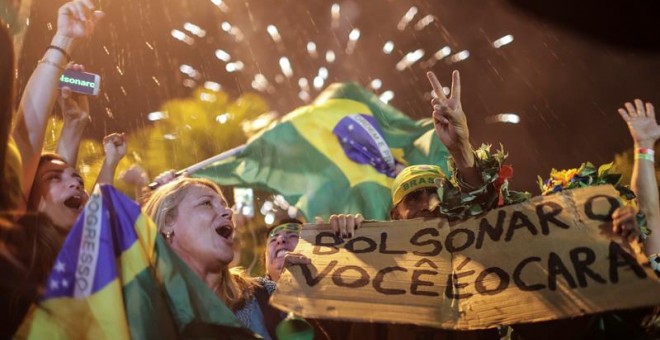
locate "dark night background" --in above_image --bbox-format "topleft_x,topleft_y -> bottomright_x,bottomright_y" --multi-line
8,0 -> 660,192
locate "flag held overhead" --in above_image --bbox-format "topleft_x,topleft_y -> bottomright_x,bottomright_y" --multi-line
196,82 -> 450,220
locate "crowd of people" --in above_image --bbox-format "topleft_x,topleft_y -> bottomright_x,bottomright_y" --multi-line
1,0 -> 659,339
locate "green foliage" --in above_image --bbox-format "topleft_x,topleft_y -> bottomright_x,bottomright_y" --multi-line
438,144 -> 531,222
538,161 -> 634,199
132,88 -> 268,178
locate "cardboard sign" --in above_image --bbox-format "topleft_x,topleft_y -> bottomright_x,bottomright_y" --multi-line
271,185 -> 660,330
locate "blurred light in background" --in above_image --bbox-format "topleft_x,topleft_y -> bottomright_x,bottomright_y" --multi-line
225,61 -> 244,72
383,41 -> 394,54
449,50 -> 470,63
298,77 -> 309,91
200,92 -> 216,102
414,15 -> 435,31
346,28 -> 360,54
220,21 -> 243,41
331,3 -> 341,28
493,34 -> 514,48
397,6 -> 418,31
379,90 -> 394,104
179,64 -> 196,76
267,24 -> 282,43
325,50 -> 336,63
147,111 -> 168,121
215,49 -> 231,62
396,49 -> 424,71
318,66 -> 329,79
307,41 -> 317,57
209,0 -> 228,12
434,46 -> 452,60
299,91 -> 311,102
251,73 -> 269,91
171,29 -> 193,45
204,81 -> 221,91
216,113 -> 230,124
279,57 -> 293,77
313,76 -> 324,89
485,113 -> 520,124
370,78 -> 382,90
183,22 -> 206,38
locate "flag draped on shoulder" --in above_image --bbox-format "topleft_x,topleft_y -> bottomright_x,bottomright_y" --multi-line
23,184 -> 256,340
196,82 -> 449,220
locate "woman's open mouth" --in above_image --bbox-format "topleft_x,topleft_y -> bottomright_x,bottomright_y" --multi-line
215,225 -> 233,239
63,195 -> 84,211
275,249 -> 289,258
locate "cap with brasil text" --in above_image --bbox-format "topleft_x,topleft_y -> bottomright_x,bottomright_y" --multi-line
391,165 -> 445,207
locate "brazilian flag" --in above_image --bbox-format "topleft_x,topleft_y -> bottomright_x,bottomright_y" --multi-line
21,185 -> 256,339
196,83 -> 450,220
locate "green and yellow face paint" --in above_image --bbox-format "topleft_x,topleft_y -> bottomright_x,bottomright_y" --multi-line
268,223 -> 302,240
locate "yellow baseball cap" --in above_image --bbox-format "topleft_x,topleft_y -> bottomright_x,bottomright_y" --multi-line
391,165 -> 445,207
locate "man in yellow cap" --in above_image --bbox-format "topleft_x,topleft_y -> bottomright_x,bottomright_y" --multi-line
332,70 -> 492,233
389,164 -> 446,220
387,70 -> 495,221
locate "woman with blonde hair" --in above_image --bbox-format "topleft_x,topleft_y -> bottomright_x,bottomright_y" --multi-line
144,177 -> 292,339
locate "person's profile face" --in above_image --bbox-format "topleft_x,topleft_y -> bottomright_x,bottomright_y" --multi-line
168,184 -> 236,271
392,187 -> 440,220
31,159 -> 88,230
265,223 -> 301,281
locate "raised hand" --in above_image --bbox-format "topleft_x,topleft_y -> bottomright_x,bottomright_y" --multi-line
119,164 -> 149,187
59,64 -> 90,125
103,133 -> 127,165
153,170 -> 177,187
618,99 -> 659,148
611,206 -> 640,243
56,0 -> 104,40
316,214 -> 365,239
283,253 -> 312,267
427,70 -> 470,152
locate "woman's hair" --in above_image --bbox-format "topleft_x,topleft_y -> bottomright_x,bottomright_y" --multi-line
1,22 -> 16,210
0,212 -> 63,337
26,152 -> 71,210
143,177 -> 258,310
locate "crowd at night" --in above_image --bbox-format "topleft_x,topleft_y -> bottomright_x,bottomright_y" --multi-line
2,0 -> 660,339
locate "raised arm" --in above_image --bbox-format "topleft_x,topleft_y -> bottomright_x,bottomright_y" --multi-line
119,163 -> 150,202
617,99 -> 660,256
95,133 -> 127,185
11,0 -> 103,198
426,71 -> 482,188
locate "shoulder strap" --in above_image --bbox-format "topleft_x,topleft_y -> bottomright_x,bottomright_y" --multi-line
254,284 -> 281,339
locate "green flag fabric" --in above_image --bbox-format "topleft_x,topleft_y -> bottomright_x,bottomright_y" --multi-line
196,83 -> 449,220
23,185 -> 256,339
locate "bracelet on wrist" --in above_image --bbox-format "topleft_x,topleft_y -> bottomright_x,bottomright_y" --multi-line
38,58 -> 65,71
637,147 -> 655,155
635,153 -> 654,162
46,45 -> 72,62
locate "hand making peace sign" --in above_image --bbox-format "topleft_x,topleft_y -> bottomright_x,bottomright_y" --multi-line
426,70 -> 470,152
